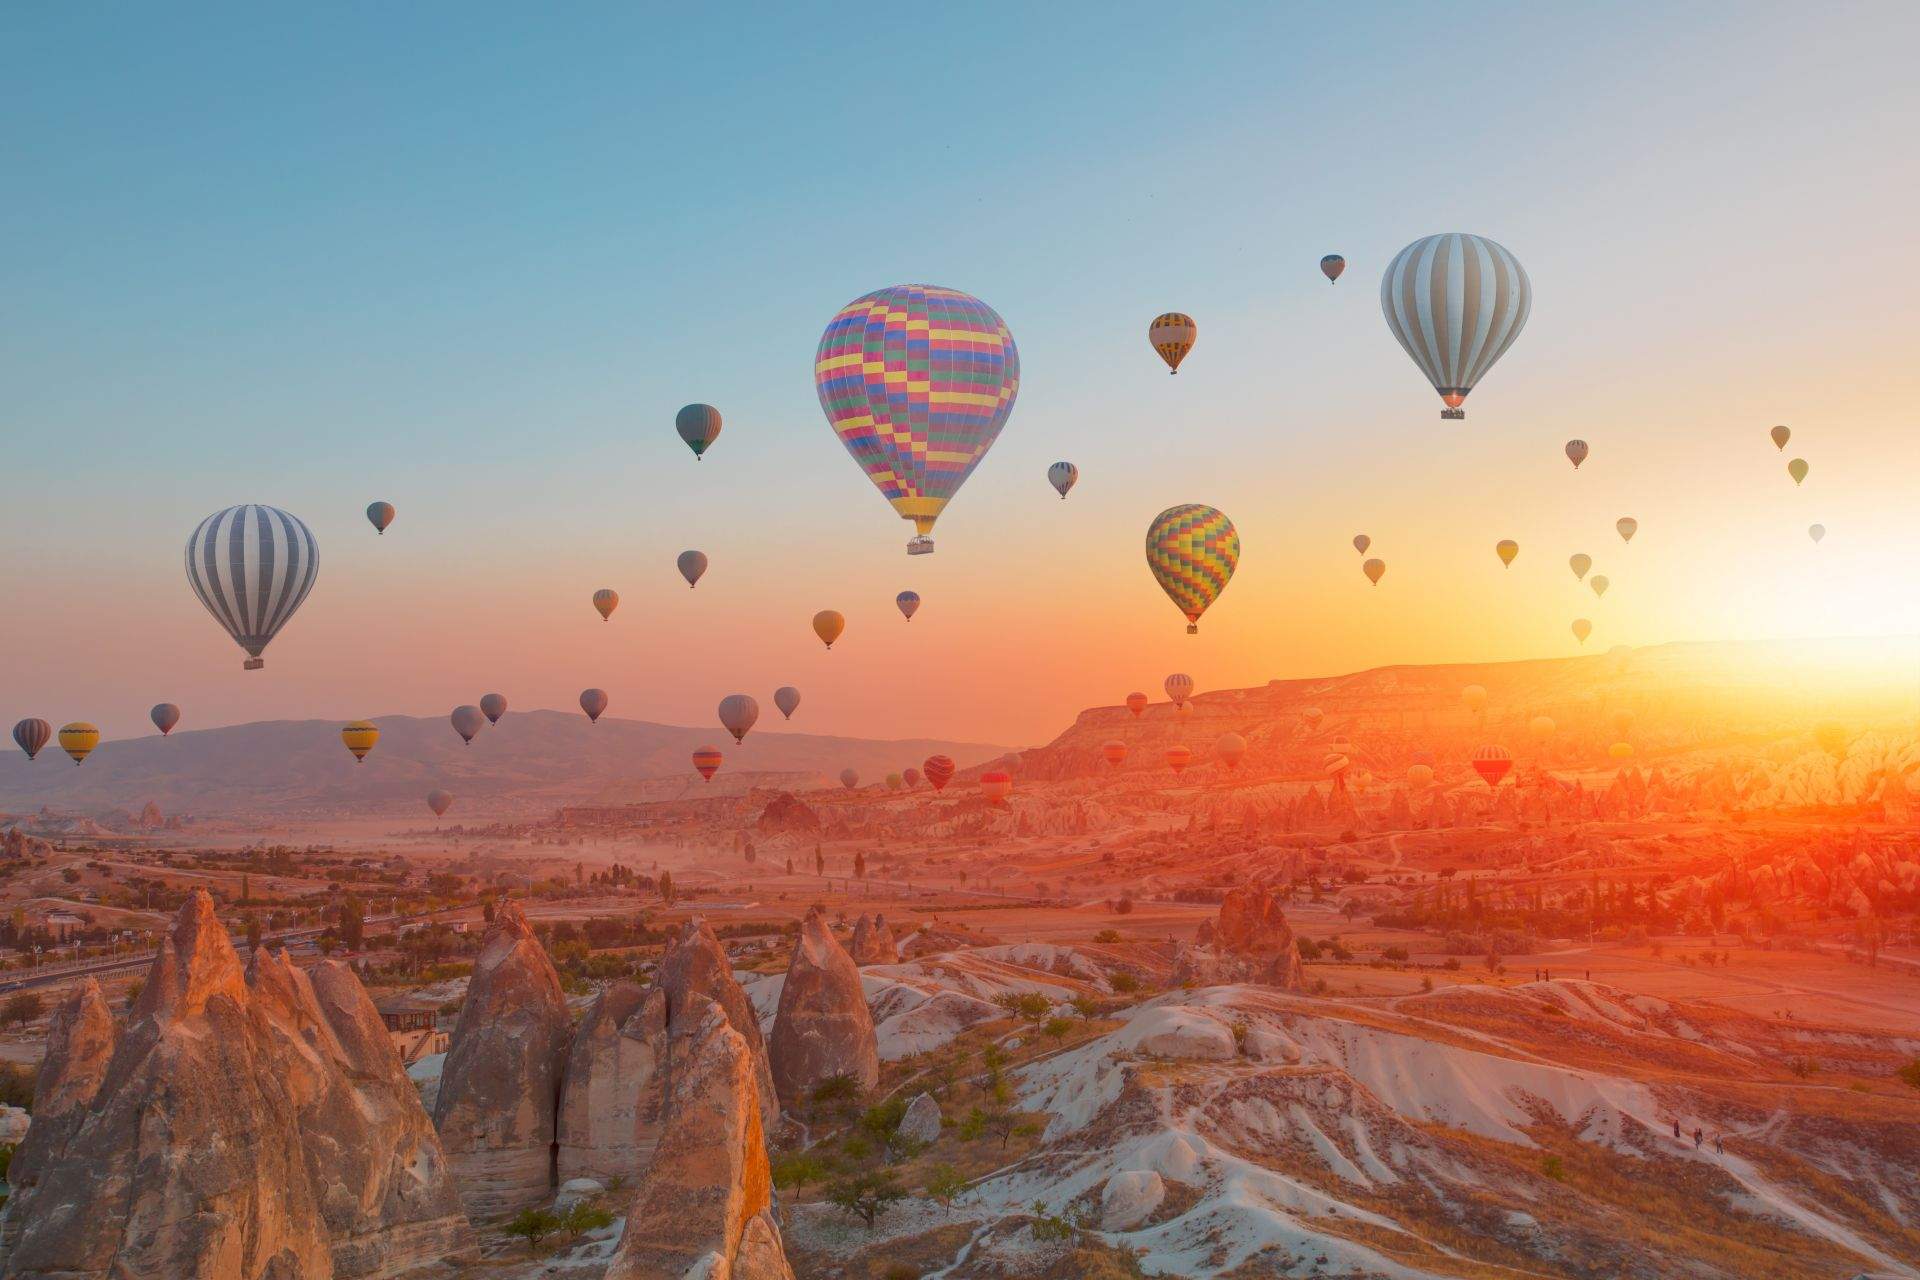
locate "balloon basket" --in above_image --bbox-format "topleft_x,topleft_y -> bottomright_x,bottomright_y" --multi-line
244,658 -> 264,670
1186,623 -> 1198,635
1441,408 -> 1465,420
907,536 -> 934,556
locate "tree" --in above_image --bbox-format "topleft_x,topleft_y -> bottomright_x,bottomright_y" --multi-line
1042,1015 -> 1072,1046
771,1151 -> 828,1200
924,1163 -> 966,1216
560,1201 -> 613,1237
503,1208 -> 561,1251
824,1169 -> 906,1230
809,1072 -> 861,1106
244,915 -> 263,953
2,993 -> 44,1028
338,897 -> 364,951
659,869 -> 675,906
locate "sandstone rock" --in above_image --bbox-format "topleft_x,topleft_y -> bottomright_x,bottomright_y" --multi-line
657,917 -> 778,1131
555,1178 -> 606,1215
603,994 -> 795,1280
0,978 -> 116,1254
755,792 -> 820,834
1101,1169 -> 1166,1230
847,913 -> 900,966
432,901 -> 573,1219
556,982 -> 668,1186
1214,883 -> 1303,991
769,906 -> 879,1108
897,1091 -> 942,1146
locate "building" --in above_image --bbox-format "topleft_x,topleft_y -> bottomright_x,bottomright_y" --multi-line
375,999 -> 448,1064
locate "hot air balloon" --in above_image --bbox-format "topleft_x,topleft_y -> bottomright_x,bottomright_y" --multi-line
839,768 -> 860,791
1461,685 -> 1488,714
1323,751 -> 1351,780
1166,745 -> 1193,774
1608,741 -> 1634,760
1320,254 -> 1345,283
1148,312 -> 1196,373
366,501 -> 395,535
1530,715 -> 1556,741
718,694 -> 759,744
580,689 -> 608,723
1408,762 -> 1434,788
1470,744 -> 1512,786
1048,461 -> 1079,499
1147,505 -> 1239,634
1572,618 -> 1592,644
1570,553 -> 1592,581
1616,517 -> 1637,544
151,703 -> 180,736
480,693 -> 508,724
1611,709 -> 1634,737
57,723 -> 98,766
427,789 -> 453,816
1590,575 -> 1610,598
1809,523 -> 1825,544
1101,740 -> 1128,768
1495,539 -> 1519,567
1381,233 -> 1531,419
677,404 -> 722,461
923,754 -> 956,791
1352,534 -> 1371,555
1565,439 -> 1589,470
885,772 -> 903,791
1215,732 -> 1246,769
903,767 -> 922,788
1788,458 -> 1809,485
774,686 -> 801,720
186,505 -> 318,670
1363,558 -> 1386,585
593,589 -> 619,621
1302,707 -> 1325,730
342,720 -> 379,762
451,705 -> 485,745
980,770 -> 1012,805
1164,674 -> 1194,707
816,284 -> 1018,555
677,550 -> 708,588
1126,692 -> 1148,718
1770,424 -> 1790,451
812,610 -> 845,649
896,591 -> 921,621
12,718 -> 51,761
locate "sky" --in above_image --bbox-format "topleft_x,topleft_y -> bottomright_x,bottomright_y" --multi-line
4,2 -> 1919,750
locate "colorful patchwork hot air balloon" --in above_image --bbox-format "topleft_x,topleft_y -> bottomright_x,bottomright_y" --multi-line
427,789 -> 453,816
1320,254 -> 1345,283
896,591 -> 920,621
481,693 -> 508,724
1102,740 -> 1128,767
593,589 -> 619,621
151,703 -> 180,736
815,284 -> 1019,555
341,720 -> 379,762
677,404 -> 722,460
774,686 -> 801,719
366,501 -> 395,534
1381,233 -> 1531,419
1166,745 -> 1193,774
1470,744 -> 1513,787
58,723 -> 98,766
186,504 -> 318,670
812,610 -> 844,649
1048,461 -> 1078,499
719,694 -> 759,744
923,754 -> 956,791
13,718 -> 51,761
1147,505 -> 1238,634
979,770 -> 1012,805
1125,692 -> 1148,718
1148,312 -> 1196,373
580,689 -> 608,723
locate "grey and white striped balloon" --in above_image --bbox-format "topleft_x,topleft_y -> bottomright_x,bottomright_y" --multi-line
1381,233 -> 1531,418
184,505 -> 318,670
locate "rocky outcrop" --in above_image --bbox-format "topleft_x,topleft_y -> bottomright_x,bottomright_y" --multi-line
556,982 -> 668,1186
603,995 -> 794,1280
431,901 -> 573,1220
1214,884 -> 1304,990
769,907 -> 880,1108
656,917 -> 779,1132
898,1092 -> 942,1146
848,913 -> 899,965
0,979 -> 117,1253
755,792 -> 820,834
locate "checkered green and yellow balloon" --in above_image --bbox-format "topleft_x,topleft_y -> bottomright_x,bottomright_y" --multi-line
1146,504 -> 1239,633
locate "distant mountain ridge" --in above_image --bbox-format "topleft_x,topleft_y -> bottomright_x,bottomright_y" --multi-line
0,710 -> 1007,817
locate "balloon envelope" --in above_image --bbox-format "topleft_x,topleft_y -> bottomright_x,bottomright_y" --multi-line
58,723 -> 98,766
1102,740 -> 1128,766
1591,575 -> 1610,598
580,689 -> 608,723
1609,741 -> 1634,760
1770,424 -> 1790,451
815,285 -> 1018,552
1363,557 -> 1385,585
1215,732 -> 1246,768
840,768 -> 860,790
1616,517 -> 1637,543
1164,673 -> 1194,706
774,686 -> 801,719
1570,553 -> 1592,580
186,505 -> 318,670
677,550 -> 708,588
12,718 -> 51,761
979,770 -> 1012,804
342,720 -> 379,762
480,693 -> 508,724
896,591 -> 920,620
427,789 -> 453,816
1408,762 -> 1434,788
1302,707 -> 1324,730
1048,461 -> 1079,499
593,589 -> 619,621
1148,312 -> 1196,373
903,767 -> 922,788
1809,523 -> 1825,544
1166,745 -> 1192,773
1147,505 -> 1239,633
1495,539 -> 1519,567
1381,233 -> 1531,417
451,705 -> 485,744
1320,254 -> 1345,283
1572,618 -> 1592,644
1788,458 -> 1808,485
676,404 -> 722,459
886,772 -> 903,791
1125,692 -> 1148,717
1530,715 -> 1556,740
923,754 -> 956,791
692,746 -> 723,781
366,501 -> 395,534
151,703 -> 180,735
812,610 -> 845,649
718,694 -> 760,743
1470,744 -> 1513,786
1352,534 -> 1370,554
1565,439 -> 1589,469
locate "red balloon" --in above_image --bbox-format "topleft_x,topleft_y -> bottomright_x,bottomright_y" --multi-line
1470,744 -> 1513,787
923,754 -> 956,791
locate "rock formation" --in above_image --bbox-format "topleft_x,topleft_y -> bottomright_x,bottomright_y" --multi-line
0,897 -> 474,1280
431,901 -> 573,1219
1206,883 -> 1304,990
897,1091 -> 942,1146
556,981 -> 668,1185
769,905 -> 879,1107
847,912 -> 899,965
656,917 -> 779,1131
755,792 -> 820,833
603,995 -> 794,1280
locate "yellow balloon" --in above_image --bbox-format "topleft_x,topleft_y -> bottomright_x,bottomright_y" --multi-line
58,722 -> 99,766
812,609 -> 846,649
1495,539 -> 1519,567
1572,618 -> 1592,645
1362,557 -> 1385,585
1787,458 -> 1809,485
342,720 -> 379,763
1590,575 -> 1610,598
1608,741 -> 1633,760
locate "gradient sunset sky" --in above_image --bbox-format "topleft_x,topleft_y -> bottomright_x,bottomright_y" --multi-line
4,3 -> 1918,749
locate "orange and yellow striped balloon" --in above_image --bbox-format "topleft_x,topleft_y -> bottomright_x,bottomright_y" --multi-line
1148,312 -> 1196,373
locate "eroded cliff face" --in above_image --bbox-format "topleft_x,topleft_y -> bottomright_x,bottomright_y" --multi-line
769,906 -> 879,1108
655,917 -> 778,1130
431,900 -> 574,1220
556,981 -> 667,1185
0,896 -> 475,1280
